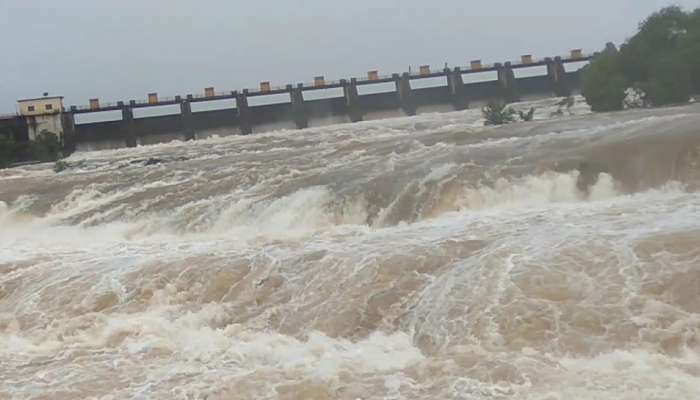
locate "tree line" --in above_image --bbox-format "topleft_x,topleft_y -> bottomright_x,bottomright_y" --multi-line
582,7 -> 700,111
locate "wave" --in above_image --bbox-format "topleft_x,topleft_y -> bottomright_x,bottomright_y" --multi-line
1,171 -> 685,253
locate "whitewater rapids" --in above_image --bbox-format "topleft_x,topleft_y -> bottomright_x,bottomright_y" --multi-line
1,97 -> 700,399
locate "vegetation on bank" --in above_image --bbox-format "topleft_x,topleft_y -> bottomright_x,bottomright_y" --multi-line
482,101 -> 537,126
482,101 -> 516,125
582,6 -> 700,111
518,107 -> 535,122
0,130 -> 62,168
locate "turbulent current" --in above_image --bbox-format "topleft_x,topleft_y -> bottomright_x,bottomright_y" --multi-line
1,97 -> 700,399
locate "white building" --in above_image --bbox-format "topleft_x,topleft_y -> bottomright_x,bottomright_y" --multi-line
17,95 -> 65,141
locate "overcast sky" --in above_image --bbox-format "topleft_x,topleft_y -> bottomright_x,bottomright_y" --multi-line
1,0 -> 698,113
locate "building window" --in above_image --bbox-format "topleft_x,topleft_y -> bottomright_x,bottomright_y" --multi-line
28,106 -> 35,112
45,104 -> 53,111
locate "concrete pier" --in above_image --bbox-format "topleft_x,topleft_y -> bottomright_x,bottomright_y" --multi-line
120,102 -> 137,148
61,111 -> 76,154
236,90 -> 252,135
394,73 -> 416,116
179,99 -> 195,141
446,67 -> 468,110
342,78 -> 363,122
547,57 -> 570,97
289,84 -> 308,129
497,62 -> 519,103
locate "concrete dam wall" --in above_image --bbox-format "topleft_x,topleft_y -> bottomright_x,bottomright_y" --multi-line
63,55 -> 588,151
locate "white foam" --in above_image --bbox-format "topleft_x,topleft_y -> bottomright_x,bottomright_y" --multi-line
0,298 -> 424,380
456,171 -> 615,210
544,349 -> 700,399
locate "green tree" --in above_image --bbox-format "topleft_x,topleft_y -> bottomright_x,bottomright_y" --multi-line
583,6 -> 699,110
644,55 -> 692,105
581,52 -> 628,111
679,10 -> 700,93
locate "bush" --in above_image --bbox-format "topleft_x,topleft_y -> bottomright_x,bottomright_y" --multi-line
518,107 -> 536,121
53,160 -> 69,173
582,53 -> 628,111
482,101 -> 516,125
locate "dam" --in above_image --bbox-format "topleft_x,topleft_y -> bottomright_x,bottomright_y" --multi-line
2,51 -> 591,153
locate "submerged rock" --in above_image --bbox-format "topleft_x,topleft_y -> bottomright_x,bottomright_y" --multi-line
576,161 -> 609,194
144,157 -> 165,166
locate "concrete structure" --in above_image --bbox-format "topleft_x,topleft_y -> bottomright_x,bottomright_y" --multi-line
394,73 -> 417,116
288,84 -> 308,129
120,102 -> 137,148
446,67 -> 468,110
179,99 -> 195,141
236,91 -> 252,135
546,57 -> 570,97
497,62 -> 519,103
343,78 -> 363,122
0,114 -> 28,142
17,95 -> 65,141
4,51 -> 592,153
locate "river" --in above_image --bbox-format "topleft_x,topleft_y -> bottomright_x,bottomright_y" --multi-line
1,96 -> 699,399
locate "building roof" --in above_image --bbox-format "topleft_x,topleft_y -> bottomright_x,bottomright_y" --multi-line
17,96 -> 64,102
